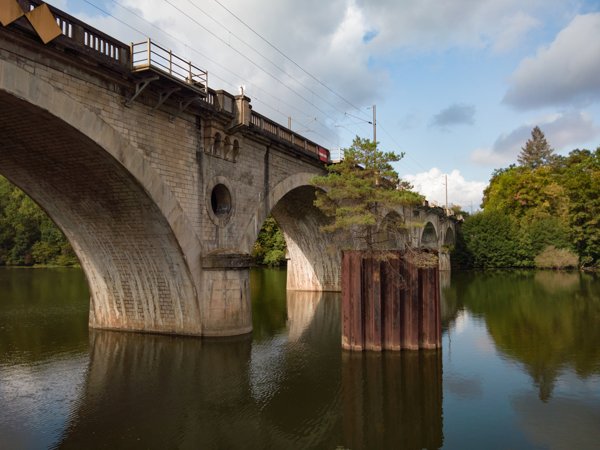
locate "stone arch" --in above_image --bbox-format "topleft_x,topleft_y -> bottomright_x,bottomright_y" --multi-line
242,172 -> 318,249
443,226 -> 455,247
271,185 -> 339,291
242,172 -> 338,291
0,65 -> 202,334
375,211 -> 408,250
421,221 -> 438,249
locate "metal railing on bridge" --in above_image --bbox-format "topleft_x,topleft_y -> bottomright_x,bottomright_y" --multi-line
131,38 -> 208,97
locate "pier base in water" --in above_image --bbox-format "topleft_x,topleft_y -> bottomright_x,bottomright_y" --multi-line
341,250 -> 441,351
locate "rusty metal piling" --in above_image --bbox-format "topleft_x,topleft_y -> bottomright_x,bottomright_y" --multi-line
341,250 -> 441,351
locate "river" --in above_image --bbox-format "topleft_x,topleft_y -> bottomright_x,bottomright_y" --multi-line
0,268 -> 599,449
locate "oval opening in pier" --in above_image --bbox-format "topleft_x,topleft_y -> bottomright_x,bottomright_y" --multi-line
210,183 -> 232,217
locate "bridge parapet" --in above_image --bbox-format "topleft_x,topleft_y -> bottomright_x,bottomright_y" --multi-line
13,0 -> 130,67
249,109 -> 330,163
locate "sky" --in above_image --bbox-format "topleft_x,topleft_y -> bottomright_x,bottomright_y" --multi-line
52,0 -> 600,211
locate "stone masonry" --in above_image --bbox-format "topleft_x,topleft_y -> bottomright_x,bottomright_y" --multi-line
0,10 -> 456,337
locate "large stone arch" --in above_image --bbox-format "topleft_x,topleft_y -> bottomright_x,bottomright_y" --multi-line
242,172 -> 339,291
272,185 -> 339,291
375,210 -> 408,250
241,172 -> 318,251
421,221 -> 438,249
0,69 -> 202,334
443,226 -> 455,247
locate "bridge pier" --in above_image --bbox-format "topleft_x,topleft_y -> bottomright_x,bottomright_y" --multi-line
200,253 -> 254,336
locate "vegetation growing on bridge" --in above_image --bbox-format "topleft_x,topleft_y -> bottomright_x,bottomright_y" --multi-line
311,136 -> 423,251
455,127 -> 599,270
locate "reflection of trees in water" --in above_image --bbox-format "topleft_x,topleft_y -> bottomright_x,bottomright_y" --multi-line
453,270 -> 600,401
0,268 -> 89,364
250,268 -> 288,340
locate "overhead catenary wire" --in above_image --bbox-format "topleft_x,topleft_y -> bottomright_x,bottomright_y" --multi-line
210,0 -> 369,118
81,1 -> 416,155
86,0 -> 338,144
184,0 -> 355,119
161,0 -> 340,122
378,122 -> 436,175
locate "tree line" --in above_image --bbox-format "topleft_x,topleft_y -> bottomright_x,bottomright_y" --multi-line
454,127 -> 599,270
0,176 -> 77,266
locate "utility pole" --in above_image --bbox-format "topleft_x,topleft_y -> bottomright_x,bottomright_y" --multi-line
372,104 -> 377,148
445,174 -> 448,209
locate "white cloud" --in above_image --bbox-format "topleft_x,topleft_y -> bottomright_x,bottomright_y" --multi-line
470,111 -> 600,166
403,168 -> 486,211
470,148 -> 510,166
504,13 -> 600,109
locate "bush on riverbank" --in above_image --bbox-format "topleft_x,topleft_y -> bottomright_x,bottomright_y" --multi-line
534,246 -> 579,269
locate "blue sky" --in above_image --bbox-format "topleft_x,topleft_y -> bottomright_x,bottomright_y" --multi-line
53,0 -> 600,210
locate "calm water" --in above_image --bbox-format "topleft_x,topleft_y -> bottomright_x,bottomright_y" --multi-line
0,268 -> 599,449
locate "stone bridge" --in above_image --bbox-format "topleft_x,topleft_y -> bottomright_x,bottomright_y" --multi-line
0,1 -> 456,336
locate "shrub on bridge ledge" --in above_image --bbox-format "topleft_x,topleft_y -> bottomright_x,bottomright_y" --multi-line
310,136 -> 423,255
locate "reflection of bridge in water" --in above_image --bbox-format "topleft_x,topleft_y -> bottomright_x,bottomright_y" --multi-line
53,290 -> 443,449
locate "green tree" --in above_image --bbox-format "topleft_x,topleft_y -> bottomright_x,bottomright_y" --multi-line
559,148 -> 600,267
518,126 -> 555,169
465,144 -> 599,269
0,176 -> 77,266
252,216 -> 287,267
461,210 -> 523,268
311,136 -> 422,251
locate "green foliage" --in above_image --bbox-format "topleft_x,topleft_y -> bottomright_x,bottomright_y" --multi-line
311,136 -> 423,250
252,216 -> 287,267
0,176 -> 77,266
449,224 -> 473,269
559,148 -> 600,268
463,133 -> 599,269
460,210 -> 523,268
